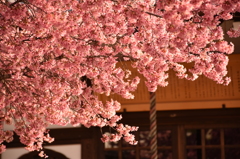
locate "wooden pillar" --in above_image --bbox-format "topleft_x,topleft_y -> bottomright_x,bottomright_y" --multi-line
150,92 -> 157,159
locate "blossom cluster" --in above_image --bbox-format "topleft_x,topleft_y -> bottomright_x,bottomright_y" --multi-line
0,0 -> 239,154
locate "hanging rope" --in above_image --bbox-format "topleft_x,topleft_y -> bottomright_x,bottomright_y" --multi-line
150,92 -> 157,159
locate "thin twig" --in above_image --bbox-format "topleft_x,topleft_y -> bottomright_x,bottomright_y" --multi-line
145,12 -> 162,18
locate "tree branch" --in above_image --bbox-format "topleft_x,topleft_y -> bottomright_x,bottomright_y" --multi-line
145,12 -> 162,18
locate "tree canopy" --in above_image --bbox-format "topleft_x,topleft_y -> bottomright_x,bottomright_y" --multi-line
0,0 -> 239,155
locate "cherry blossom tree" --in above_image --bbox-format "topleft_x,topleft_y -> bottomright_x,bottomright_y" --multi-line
0,0 -> 240,155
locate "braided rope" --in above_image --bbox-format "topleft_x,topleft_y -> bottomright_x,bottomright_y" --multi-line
150,92 -> 157,159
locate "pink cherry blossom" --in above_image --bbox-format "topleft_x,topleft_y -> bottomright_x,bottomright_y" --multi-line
0,0 -> 239,153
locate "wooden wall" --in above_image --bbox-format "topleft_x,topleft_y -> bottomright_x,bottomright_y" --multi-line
99,54 -> 240,112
